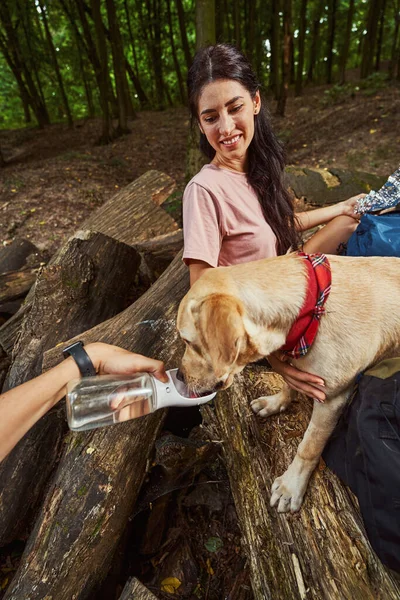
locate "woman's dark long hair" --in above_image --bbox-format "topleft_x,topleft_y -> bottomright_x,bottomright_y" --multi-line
187,43 -> 299,255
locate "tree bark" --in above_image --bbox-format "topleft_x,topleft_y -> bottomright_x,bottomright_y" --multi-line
134,229 -> 183,284
166,0 -> 186,104
360,0 -> 383,78
0,232 -> 142,546
276,0 -> 292,116
4,255 -> 189,600
0,170 -> 177,546
388,1 -> 400,79
375,0 -> 386,71
326,0 -> 337,84
82,170 -> 177,244
339,0 -> 355,84
196,0 -> 216,49
201,368 -> 400,599
295,0 -> 307,95
307,0 -> 324,82
37,0 -> 74,127
106,0 -> 134,133
270,0 -> 281,99
175,0 -> 192,69
90,0 -> 114,142
0,267 -> 40,306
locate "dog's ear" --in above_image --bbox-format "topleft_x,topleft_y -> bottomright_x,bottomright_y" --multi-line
198,294 -> 246,375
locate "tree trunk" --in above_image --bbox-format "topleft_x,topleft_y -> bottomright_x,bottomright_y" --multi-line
196,0 -> 216,48
4,255 -> 189,600
123,0 -> 150,107
90,0 -> 114,143
118,578 -> 159,600
106,0 -> 133,134
134,229 -> 183,284
326,0 -> 337,84
295,0 -> 307,95
360,0 -> 383,78
37,0 -> 73,127
307,0 -> 324,82
175,0 -> 192,69
0,4 -> 50,127
270,0 -> 281,99
0,232 -> 142,546
375,0 -> 386,71
201,368 -> 400,599
388,2 -> 400,79
166,0 -> 186,104
276,0 -> 291,116
339,0 -> 355,84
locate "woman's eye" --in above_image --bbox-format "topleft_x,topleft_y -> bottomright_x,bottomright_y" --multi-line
230,104 -> 243,113
204,116 -> 216,123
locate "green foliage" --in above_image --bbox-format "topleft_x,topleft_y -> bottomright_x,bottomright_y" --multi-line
0,0 -> 398,130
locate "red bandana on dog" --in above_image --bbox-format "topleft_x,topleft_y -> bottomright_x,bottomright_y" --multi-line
280,252 -> 332,359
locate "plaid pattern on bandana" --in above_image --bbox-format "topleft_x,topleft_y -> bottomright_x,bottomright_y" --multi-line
280,252 -> 332,359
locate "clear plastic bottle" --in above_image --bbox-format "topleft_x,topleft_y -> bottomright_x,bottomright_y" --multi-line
66,369 -> 216,432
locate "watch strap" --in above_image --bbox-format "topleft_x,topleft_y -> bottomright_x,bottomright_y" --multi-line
63,341 -> 96,377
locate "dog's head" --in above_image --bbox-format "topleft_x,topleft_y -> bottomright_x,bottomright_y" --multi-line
177,291 -> 260,394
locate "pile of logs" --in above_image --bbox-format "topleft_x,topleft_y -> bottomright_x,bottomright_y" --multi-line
0,169 -> 399,600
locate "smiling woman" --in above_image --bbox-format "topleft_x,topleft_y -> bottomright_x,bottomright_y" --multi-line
182,43 -> 364,400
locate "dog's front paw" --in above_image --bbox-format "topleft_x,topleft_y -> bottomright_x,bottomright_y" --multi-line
270,463 -> 309,513
250,390 -> 291,418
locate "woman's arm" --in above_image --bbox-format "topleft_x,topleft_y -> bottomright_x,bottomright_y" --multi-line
296,194 -> 364,232
188,259 -> 213,286
0,343 -> 167,462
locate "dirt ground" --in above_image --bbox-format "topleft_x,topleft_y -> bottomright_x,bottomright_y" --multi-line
1,80 -> 399,257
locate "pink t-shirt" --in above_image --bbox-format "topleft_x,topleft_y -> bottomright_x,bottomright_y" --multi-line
183,164 -> 277,267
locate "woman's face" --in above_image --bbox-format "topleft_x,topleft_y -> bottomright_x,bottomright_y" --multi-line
197,79 -> 260,171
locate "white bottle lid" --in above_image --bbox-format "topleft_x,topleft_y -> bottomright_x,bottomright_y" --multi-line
152,368 -> 216,410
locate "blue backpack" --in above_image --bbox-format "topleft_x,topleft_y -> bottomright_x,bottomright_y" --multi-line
346,212 -> 400,257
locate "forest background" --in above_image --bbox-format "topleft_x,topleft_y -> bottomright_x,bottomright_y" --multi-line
0,0 -> 399,254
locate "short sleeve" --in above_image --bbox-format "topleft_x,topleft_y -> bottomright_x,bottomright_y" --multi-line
182,183 -> 223,268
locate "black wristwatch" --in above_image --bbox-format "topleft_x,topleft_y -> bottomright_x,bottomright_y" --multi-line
62,340 -> 97,377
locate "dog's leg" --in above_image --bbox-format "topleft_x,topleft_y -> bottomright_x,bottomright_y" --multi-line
270,390 -> 349,513
250,383 -> 294,417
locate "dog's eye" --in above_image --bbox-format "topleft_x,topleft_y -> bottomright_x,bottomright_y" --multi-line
182,338 -> 191,345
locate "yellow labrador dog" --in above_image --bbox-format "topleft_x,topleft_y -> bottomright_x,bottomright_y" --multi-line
177,253 -> 400,513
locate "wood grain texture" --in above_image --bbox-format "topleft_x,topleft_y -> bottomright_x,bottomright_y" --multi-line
202,369 -> 400,600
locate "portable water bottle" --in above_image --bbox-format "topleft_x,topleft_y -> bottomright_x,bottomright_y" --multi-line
66,368 -> 216,432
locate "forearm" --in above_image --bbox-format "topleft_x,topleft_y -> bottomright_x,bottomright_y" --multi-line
0,357 -> 79,462
296,204 -> 343,232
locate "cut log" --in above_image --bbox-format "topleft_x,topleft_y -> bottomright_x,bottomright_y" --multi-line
0,266 -> 40,305
82,169 -> 178,244
201,368 -> 400,599
0,237 -> 43,273
3,255 -> 189,600
118,577 -> 159,600
134,229 -> 183,284
0,170 -> 178,546
0,231 -> 141,546
285,166 -> 385,206
0,170 -> 177,362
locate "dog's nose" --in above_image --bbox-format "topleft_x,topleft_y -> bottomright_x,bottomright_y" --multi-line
176,369 -> 185,383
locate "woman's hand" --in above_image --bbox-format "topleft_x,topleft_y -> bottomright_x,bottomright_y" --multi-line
337,193 -> 366,220
268,352 -> 326,402
86,343 -> 168,383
